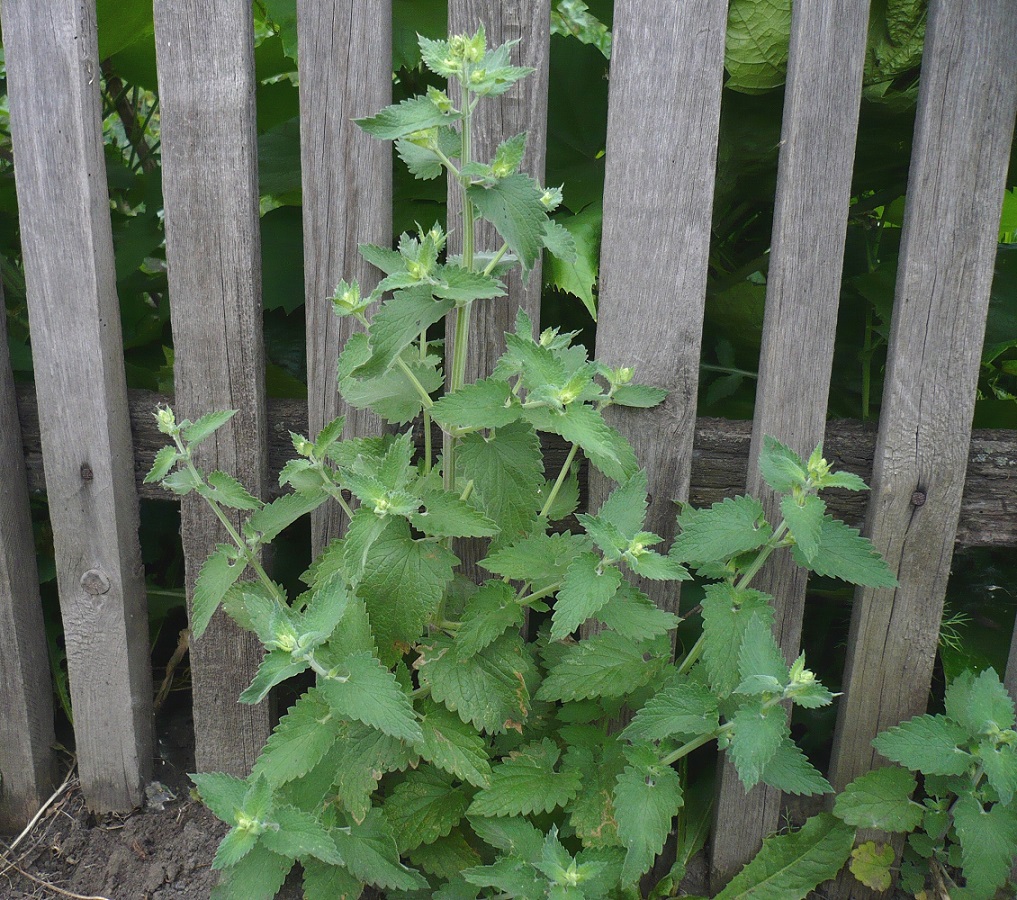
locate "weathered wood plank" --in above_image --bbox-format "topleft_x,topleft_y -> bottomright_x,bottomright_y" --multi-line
154,0 -> 270,775
828,0 -> 1017,829
446,1 -> 552,382
0,290 -> 55,830
588,0 -> 729,614
710,1 -> 871,886
298,0 -> 391,555
2,0 -> 152,812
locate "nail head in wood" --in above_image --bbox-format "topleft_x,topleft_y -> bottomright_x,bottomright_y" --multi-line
80,568 -> 111,595
911,490 -> 927,507
80,463 -> 93,481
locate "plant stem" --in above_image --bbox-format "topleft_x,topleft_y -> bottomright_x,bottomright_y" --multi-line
355,312 -> 434,410
516,580 -> 564,607
539,443 -> 578,519
660,724 -> 732,767
676,633 -> 706,677
421,330 -> 433,474
734,522 -> 789,592
482,242 -> 509,276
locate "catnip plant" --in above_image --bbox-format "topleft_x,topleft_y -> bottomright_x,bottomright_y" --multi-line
148,27 -> 902,900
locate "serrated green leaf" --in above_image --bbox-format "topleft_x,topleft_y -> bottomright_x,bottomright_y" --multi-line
384,768 -> 470,853
543,203 -> 601,321
461,858 -> 545,897
979,740 -> 1017,805
757,436 -> 807,493
952,794 -> 1017,900
872,714 -> 973,776
319,651 -> 422,743
356,96 -> 462,140
213,826 -> 260,869
594,470 -> 648,536
192,546 -> 246,639
737,614 -> 789,688
409,832 -> 482,882
432,266 -> 507,304
239,649 -> 308,704
715,812 -> 854,900
791,515 -> 897,588
210,844 -> 292,900
455,581 -> 525,657
565,742 -> 626,848
833,766 -> 922,831
358,243 -> 405,276
182,409 -> 237,446
848,841 -> 894,893
760,739 -> 832,796
672,495 -> 772,567
431,377 -> 521,430
412,491 -> 500,539
302,858 -> 363,900
594,580 -> 681,641
623,678 -> 720,743
542,219 -> 578,263
354,287 -> 454,380
481,531 -> 590,592
355,517 -> 457,664
944,668 -> 1016,735
312,415 -> 346,455
340,339 -> 445,425
780,494 -> 825,564
415,700 -> 493,788
614,747 -> 684,883
525,402 -> 638,483
610,383 -> 667,409
467,174 -> 547,272
334,808 -> 429,891
162,466 -> 202,495
395,126 -> 461,181
458,422 -> 544,549
550,553 -> 622,641
537,631 -> 666,702
700,584 -> 775,697
729,700 -> 787,789
262,804 -> 343,865
468,738 -> 582,817
251,688 -> 340,786
190,772 -> 248,825
818,470 -> 869,491
247,491 -> 327,544
627,549 -> 690,581
469,815 -> 545,863
145,444 -> 180,484
202,470 -> 262,511
725,0 -> 792,95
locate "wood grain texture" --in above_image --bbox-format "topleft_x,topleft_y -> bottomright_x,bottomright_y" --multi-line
0,288 -> 55,830
2,0 -> 152,812
298,0 -> 391,555
446,0 -> 552,383
709,1 -> 871,886
588,0 -> 729,615
154,0 -> 269,776
828,0 -> 1017,821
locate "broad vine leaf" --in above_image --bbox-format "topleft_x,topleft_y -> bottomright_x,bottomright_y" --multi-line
550,552 -> 622,640
319,651 -> 422,744
714,813 -> 855,900
384,768 -> 470,853
671,495 -> 772,568
468,738 -> 582,817
833,767 -> 922,832
724,0 -> 792,95
416,633 -> 537,734
614,745 -> 684,883
872,714 -> 973,776
415,699 -> 493,788
791,515 -> 897,588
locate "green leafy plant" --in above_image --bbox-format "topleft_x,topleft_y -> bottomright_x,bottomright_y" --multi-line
149,28 -> 900,899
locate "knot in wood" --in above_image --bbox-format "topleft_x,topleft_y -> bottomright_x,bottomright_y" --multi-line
911,490 -> 927,507
80,568 -> 111,595
80,463 -> 93,481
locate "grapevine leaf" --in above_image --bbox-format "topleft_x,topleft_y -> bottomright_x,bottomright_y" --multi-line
319,651 -> 422,743
355,96 -> 462,140
760,739 -> 832,796
614,745 -> 684,883
671,495 -> 772,568
714,813 -> 855,900
729,700 -> 787,789
537,631 -> 667,702
455,581 -> 525,657
952,794 -> 1017,899
415,699 -> 493,788
192,546 -> 245,639
416,633 -> 537,734
466,173 -> 547,272
384,768 -> 470,853
430,378 -> 521,430
791,515 -> 897,588
550,553 -> 623,641
833,767 -> 922,832
872,714 -> 973,776
468,738 -> 582,817
251,688 -> 340,786
780,494 -> 825,564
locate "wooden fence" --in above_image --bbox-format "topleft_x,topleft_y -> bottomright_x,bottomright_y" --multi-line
1,0 -> 1015,894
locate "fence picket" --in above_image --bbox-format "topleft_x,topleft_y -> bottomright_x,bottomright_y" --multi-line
2,0 -> 152,811
299,0 -> 392,555
0,294 -> 55,830
589,0 -> 728,614
709,0 -> 871,885
828,0 -> 1017,831
154,0 -> 270,776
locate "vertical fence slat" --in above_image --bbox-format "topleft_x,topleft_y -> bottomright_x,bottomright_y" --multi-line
154,0 -> 270,775
709,1 -> 871,886
0,297 -> 56,829
447,1 -> 552,383
2,0 -> 152,811
589,0 -> 728,612
829,0 -> 1017,808
299,0 -> 392,555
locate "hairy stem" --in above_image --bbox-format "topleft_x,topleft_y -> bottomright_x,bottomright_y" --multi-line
539,443 -> 579,519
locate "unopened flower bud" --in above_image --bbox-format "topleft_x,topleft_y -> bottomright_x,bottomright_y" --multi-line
155,406 -> 176,435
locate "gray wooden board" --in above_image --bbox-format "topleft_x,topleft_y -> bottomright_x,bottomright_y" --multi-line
828,0 -> 1017,856
2,0 -> 152,812
0,288 -> 55,829
446,0 -> 551,383
17,389 -> 1017,547
709,0 -> 871,886
587,0 -> 729,615
154,0 -> 270,776
299,0 -> 391,555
